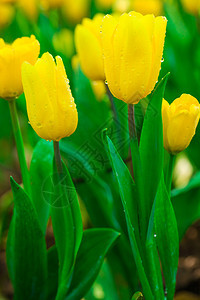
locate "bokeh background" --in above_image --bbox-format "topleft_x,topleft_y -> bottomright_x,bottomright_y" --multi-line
1,0 -> 200,299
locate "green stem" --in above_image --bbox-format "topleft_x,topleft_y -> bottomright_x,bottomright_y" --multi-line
165,154 -> 175,195
53,141 -> 63,174
8,100 -> 31,196
128,104 -> 146,245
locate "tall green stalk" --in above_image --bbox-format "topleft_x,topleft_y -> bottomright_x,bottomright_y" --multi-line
165,154 -> 175,195
8,100 -> 31,196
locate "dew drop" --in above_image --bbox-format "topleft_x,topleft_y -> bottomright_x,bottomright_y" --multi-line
36,123 -> 42,128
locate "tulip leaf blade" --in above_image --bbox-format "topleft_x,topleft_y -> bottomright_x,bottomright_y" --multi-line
51,159 -> 83,300
30,139 -> 54,234
155,174 -> 179,300
65,228 -> 120,300
102,131 -> 154,300
139,73 -> 169,235
7,177 -> 47,300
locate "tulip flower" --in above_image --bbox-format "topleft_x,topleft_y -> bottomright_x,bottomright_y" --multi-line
75,14 -> 105,81
0,35 -> 40,100
101,11 -> 167,104
95,0 -> 115,10
131,0 -> 163,16
17,0 -> 38,21
22,52 -> 78,141
181,0 -> 200,15
91,80 -> 106,101
53,29 -> 74,58
0,4 -> 14,28
62,0 -> 90,24
162,94 -> 200,154
40,0 -> 64,10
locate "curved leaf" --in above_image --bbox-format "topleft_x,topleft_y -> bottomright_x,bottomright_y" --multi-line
7,177 -> 47,300
65,228 -> 120,300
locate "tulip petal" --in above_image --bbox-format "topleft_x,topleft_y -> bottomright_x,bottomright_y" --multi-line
146,16 -> 167,95
75,24 -> 105,81
35,52 -> 57,107
162,99 -> 170,151
112,13 -> 154,103
101,14 -> 121,99
167,110 -> 199,154
54,56 -> 78,140
22,62 -> 54,141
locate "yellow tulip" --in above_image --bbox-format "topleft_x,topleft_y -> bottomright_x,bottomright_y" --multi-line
113,0 -> 131,13
75,14 -> 105,81
17,0 -> 38,21
181,0 -> 200,15
52,29 -> 74,58
22,52 -> 78,141
162,94 -> 200,154
91,80 -> 106,101
0,4 -> 14,28
101,11 -> 167,104
40,0 -> 64,10
130,0 -> 163,16
95,0 -> 115,10
62,0 -> 90,25
71,54 -> 80,71
0,35 -> 40,100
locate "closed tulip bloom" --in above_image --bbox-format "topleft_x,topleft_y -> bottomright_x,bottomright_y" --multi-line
0,35 -> 40,100
101,11 -> 167,104
181,0 -> 200,15
40,0 -> 64,10
162,94 -> 200,154
0,4 -> 14,28
62,0 -> 90,24
22,52 -> 78,141
131,0 -> 163,16
91,80 -> 106,101
75,14 -> 105,81
17,0 -> 38,21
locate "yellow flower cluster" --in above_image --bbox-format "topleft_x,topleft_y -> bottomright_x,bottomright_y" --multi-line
0,8 -> 199,151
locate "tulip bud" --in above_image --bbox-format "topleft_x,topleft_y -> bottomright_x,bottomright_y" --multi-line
0,4 -> 14,28
162,94 -> 200,154
62,0 -> 90,25
95,0 -> 115,10
40,0 -> 64,10
52,29 -> 74,58
181,0 -> 200,15
22,52 -> 78,141
91,80 -> 106,101
131,0 -> 163,16
101,11 -> 167,104
75,14 -> 105,81
0,35 -> 40,100
17,0 -> 38,21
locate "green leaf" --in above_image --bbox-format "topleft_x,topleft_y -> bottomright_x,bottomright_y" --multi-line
102,132 -> 139,243
103,133 -> 153,300
65,228 -> 120,300
145,200 -> 164,299
155,175 -> 179,300
7,177 -> 47,300
30,140 -> 54,234
51,160 -> 83,300
171,171 -> 200,240
139,74 -> 169,236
